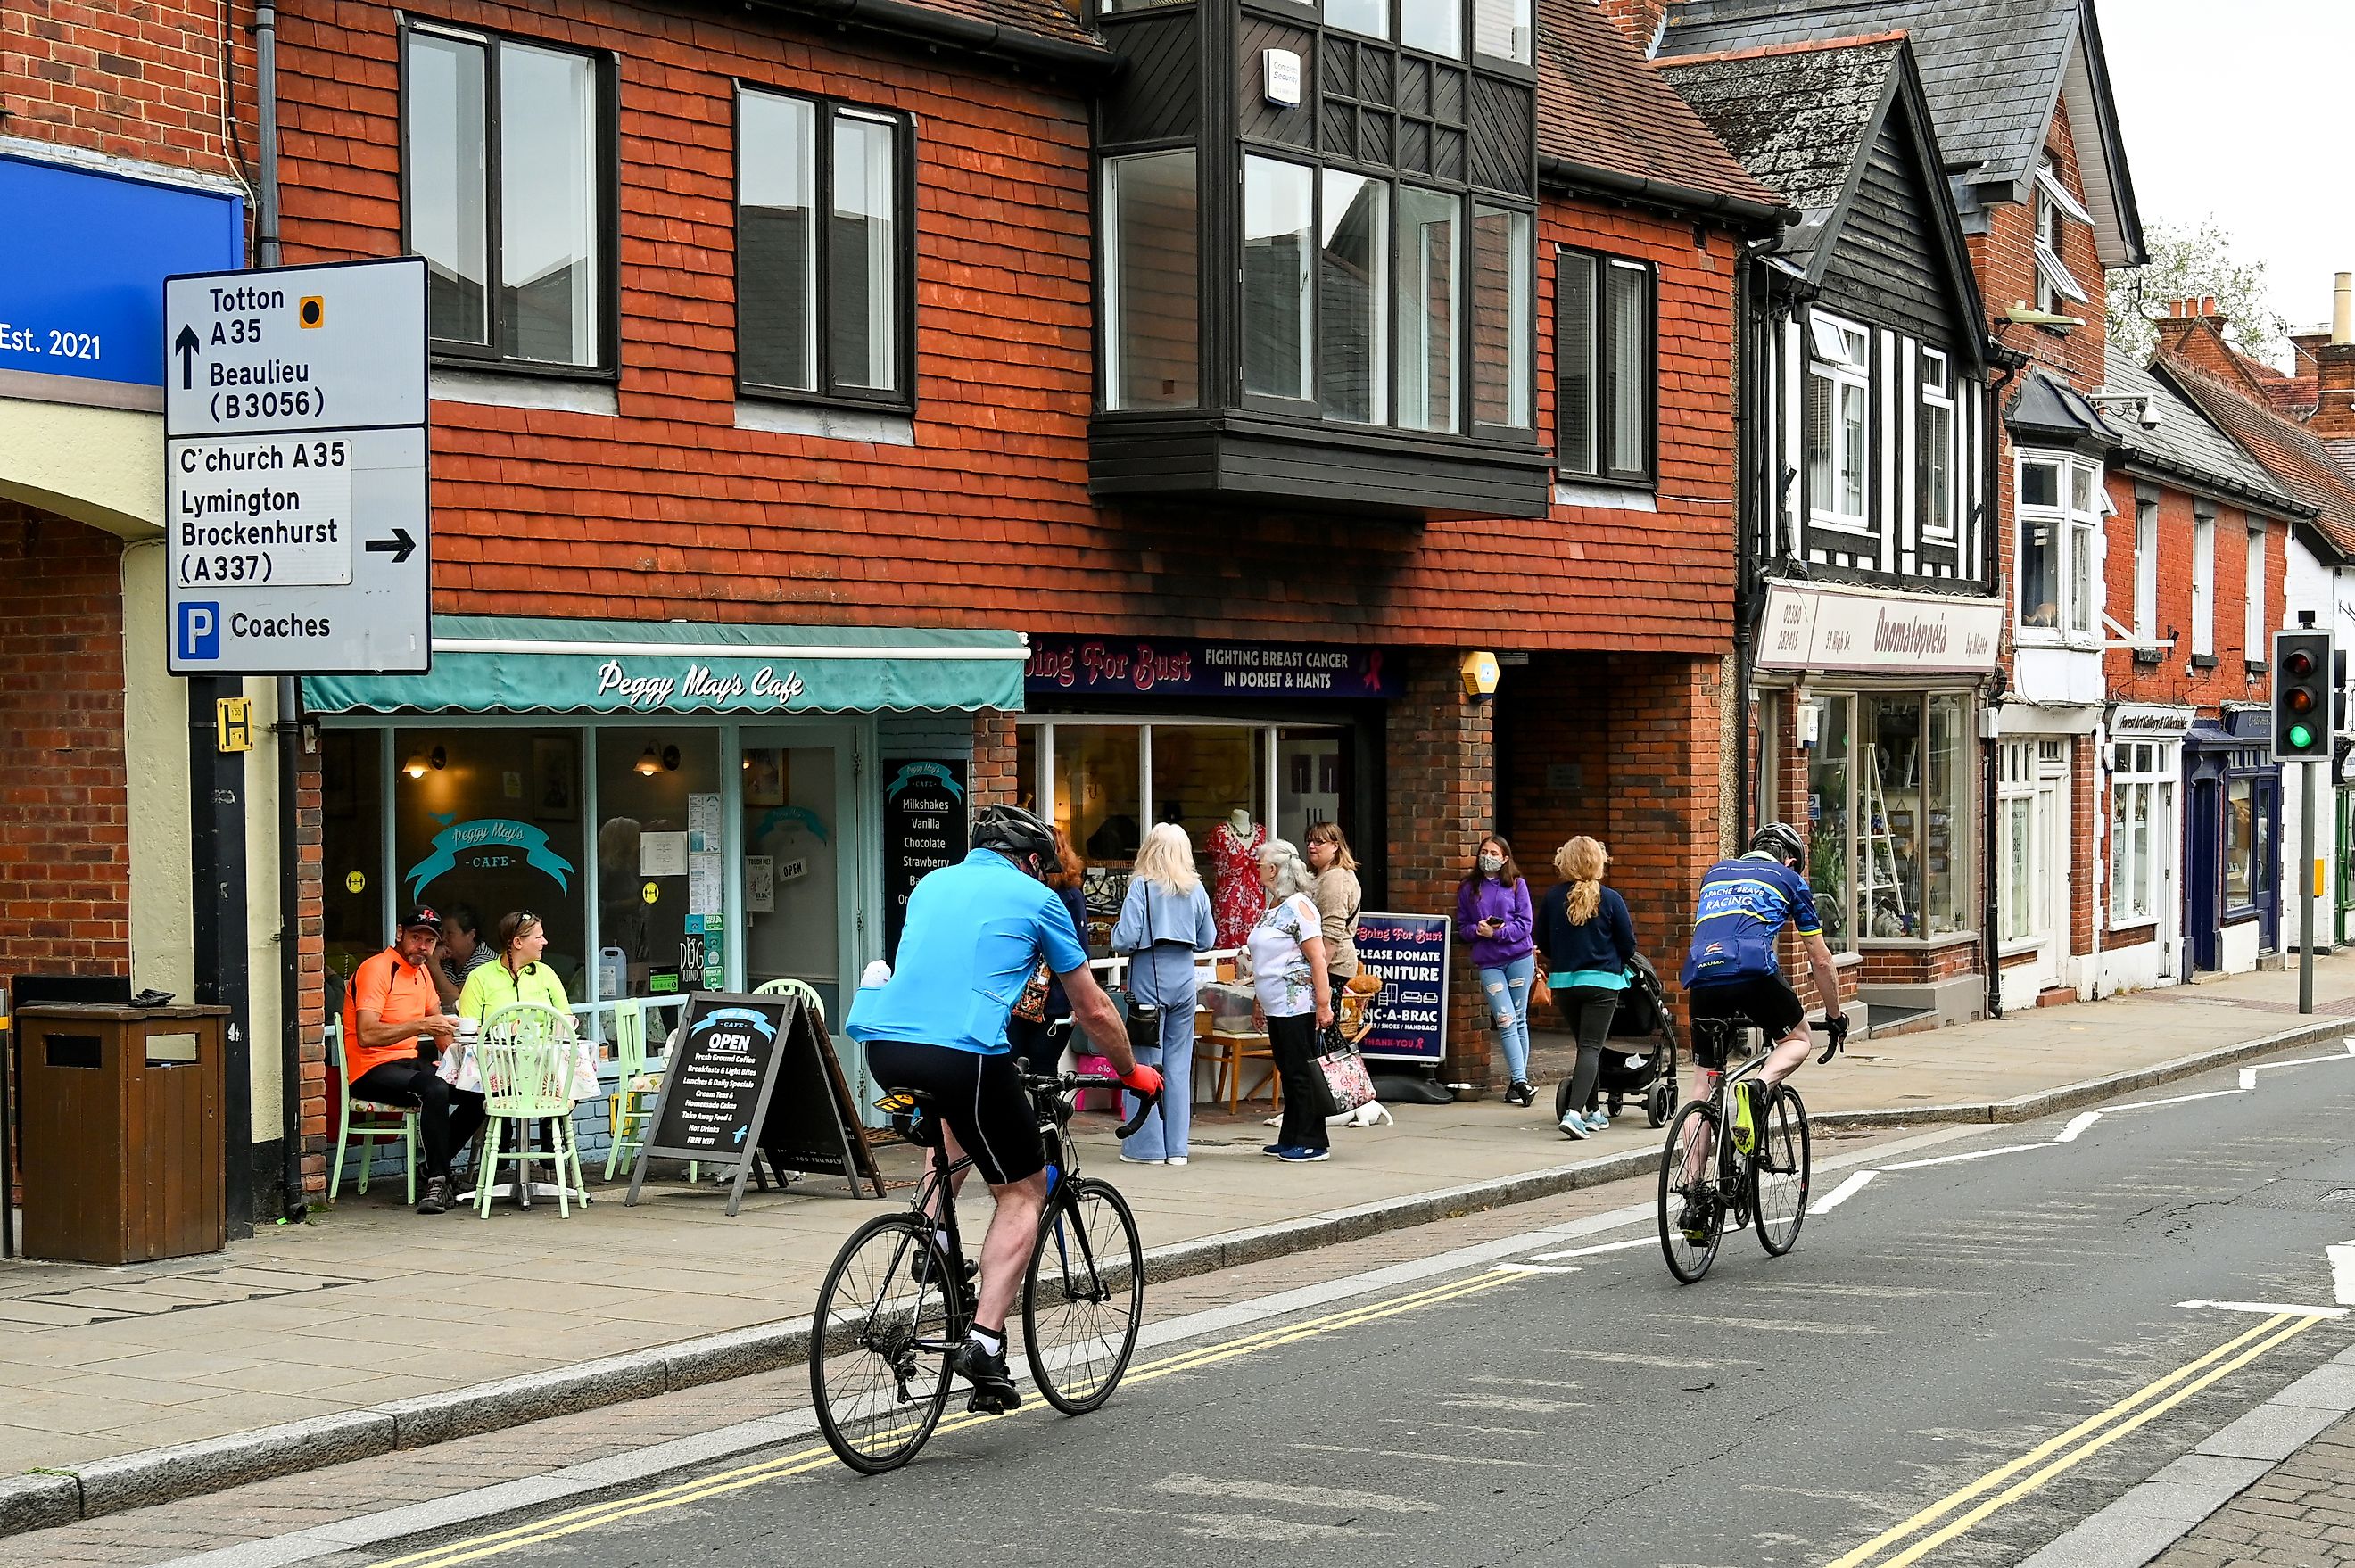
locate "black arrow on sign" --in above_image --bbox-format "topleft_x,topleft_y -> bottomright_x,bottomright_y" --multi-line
174,325 -> 200,390
364,527 -> 416,564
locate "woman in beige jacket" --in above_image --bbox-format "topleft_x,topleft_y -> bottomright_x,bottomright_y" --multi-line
1305,821 -> 1361,979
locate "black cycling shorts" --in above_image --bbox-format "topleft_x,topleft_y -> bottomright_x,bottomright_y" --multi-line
864,1040 -> 1046,1187
1687,974 -> 1807,1066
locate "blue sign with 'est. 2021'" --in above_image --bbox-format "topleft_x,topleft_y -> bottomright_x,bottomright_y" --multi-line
0,153 -> 244,397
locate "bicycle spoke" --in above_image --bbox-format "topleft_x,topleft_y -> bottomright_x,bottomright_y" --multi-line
811,1216 -> 959,1472
1754,1086 -> 1811,1257
1657,1099 -> 1725,1284
1024,1178 -> 1144,1414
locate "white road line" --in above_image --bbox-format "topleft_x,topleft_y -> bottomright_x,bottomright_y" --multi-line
2179,1299 -> 2351,1319
2239,1068 -> 2258,1090
1525,1238 -> 1655,1262
2055,1110 -> 2103,1143
2111,1087 -> 2247,1113
2248,1044 -> 2355,1071
1810,1170 -> 1879,1215
2330,1242 -> 2355,1307
1492,1262 -> 1580,1275
1880,1143 -> 2049,1171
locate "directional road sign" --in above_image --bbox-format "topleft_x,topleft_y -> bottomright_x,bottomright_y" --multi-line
163,258 -> 429,675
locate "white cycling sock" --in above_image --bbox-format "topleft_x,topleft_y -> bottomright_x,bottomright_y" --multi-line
933,1227 -> 952,1254
971,1326 -> 1004,1357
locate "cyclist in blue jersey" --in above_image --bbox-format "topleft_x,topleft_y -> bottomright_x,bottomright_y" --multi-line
1682,821 -> 1848,1097
847,805 -> 1163,1414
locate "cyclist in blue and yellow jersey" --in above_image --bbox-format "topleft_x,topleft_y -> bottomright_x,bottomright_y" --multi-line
847,805 -> 1163,1415
1682,821 -> 1848,1104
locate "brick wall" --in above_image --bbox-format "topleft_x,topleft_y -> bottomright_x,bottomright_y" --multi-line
1857,937 -> 1979,984
971,712 -> 1019,812
2103,476 -> 2277,708
293,747 -> 327,1194
1385,653 -> 1496,1085
2,0 -> 252,179
0,507 -> 131,978
1971,99 -> 2107,394
2069,733 -> 2095,963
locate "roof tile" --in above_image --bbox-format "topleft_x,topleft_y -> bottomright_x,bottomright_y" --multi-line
2160,353 -> 2355,557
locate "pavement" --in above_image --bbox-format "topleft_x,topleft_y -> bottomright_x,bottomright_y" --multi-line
4,954 -> 2355,1541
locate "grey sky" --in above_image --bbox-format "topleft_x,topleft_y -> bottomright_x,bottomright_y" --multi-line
2102,0 -> 2348,343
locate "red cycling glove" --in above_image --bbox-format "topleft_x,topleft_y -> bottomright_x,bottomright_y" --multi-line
1119,1064 -> 1166,1098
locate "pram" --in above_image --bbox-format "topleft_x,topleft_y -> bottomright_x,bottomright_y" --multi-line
1552,950 -> 1682,1128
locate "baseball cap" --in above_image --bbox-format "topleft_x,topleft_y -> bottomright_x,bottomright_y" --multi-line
399,904 -> 444,934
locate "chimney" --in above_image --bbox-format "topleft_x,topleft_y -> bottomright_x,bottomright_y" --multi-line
2334,272 -> 2352,346
2154,295 -> 2242,382
1595,0 -> 1673,54
2311,273 -> 2355,437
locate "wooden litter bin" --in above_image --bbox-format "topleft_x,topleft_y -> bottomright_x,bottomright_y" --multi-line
18,1003 -> 228,1263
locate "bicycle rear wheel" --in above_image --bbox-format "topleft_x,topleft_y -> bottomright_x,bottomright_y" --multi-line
810,1214 -> 961,1473
1657,1101 -> 1725,1284
1753,1085 -> 1811,1256
1023,1176 -> 1144,1414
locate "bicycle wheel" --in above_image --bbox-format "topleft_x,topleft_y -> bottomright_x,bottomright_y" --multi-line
1023,1176 -> 1144,1414
1657,1101 -> 1725,1284
1753,1085 -> 1811,1257
810,1214 -> 961,1473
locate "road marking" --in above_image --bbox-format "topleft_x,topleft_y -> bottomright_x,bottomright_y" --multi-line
2239,1068 -> 2258,1090
1492,1261 -> 1580,1274
2054,1111 -> 2102,1143
2247,1043 -> 2355,1071
1825,1312 -> 2327,1568
2330,1242 -> 2355,1307
2180,1299 -> 2350,1318
371,1269 -> 1523,1568
1151,1473 -> 1441,1513
1290,1443 -> 1558,1468
1525,1237 -> 1653,1261
1812,1170 -> 1879,1215
1880,1143 -> 2048,1171
2111,1087 -> 2246,1113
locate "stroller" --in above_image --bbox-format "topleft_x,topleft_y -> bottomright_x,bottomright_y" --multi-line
1552,951 -> 1682,1128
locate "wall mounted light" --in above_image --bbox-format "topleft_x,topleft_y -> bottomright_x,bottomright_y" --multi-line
1459,650 -> 1501,701
634,743 -> 662,777
402,744 -> 446,779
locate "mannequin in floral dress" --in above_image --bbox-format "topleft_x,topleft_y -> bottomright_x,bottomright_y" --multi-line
1208,809 -> 1268,947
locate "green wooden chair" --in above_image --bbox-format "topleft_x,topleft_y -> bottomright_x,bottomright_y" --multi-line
474,1001 -> 591,1218
752,977 -> 826,1023
602,1002 -> 661,1180
328,1021 -> 419,1206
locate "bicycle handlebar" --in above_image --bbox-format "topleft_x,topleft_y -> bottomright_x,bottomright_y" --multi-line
1020,1071 -> 1164,1141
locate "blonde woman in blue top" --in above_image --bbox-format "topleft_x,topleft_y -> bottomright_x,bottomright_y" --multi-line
1111,823 -> 1218,1165
1536,837 -> 1636,1139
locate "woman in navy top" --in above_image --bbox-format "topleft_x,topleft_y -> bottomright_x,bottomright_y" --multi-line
1536,836 -> 1636,1139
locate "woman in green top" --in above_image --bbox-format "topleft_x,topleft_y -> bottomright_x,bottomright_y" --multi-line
457,910 -> 573,1020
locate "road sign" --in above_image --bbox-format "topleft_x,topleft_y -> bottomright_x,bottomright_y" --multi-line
163,258 -> 428,675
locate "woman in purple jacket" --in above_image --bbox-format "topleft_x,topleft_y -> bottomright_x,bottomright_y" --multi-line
1456,834 -> 1538,1106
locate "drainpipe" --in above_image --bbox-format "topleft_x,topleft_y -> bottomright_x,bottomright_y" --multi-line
1981,345 -> 2027,1021
1732,234 -> 1778,848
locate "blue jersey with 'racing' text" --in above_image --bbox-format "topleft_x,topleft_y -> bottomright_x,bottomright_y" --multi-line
1681,854 -> 1822,988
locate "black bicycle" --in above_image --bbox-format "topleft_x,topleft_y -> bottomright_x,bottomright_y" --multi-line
1656,1013 -> 1826,1283
808,1065 -> 1158,1473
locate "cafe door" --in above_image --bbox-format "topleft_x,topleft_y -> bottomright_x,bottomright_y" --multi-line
737,727 -> 864,1027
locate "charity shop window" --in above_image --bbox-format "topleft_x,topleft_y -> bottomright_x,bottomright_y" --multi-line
2109,741 -> 2174,927
1806,312 -> 1872,528
2015,453 -> 2103,644
738,87 -> 913,408
1918,349 -> 1956,540
1556,248 -> 1653,484
2033,157 -> 2091,316
402,23 -> 614,372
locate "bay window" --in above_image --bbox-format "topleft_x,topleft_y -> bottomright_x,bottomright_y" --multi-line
1397,186 -> 1461,432
1469,205 -> 1532,431
2016,453 -> 2103,643
1807,314 -> 1871,527
1103,150 -> 1201,410
1244,157 -> 1316,401
1320,171 -> 1389,423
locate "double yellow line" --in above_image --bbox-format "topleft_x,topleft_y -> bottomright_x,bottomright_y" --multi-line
1828,1310 -> 2332,1568
376,1266 -> 1525,1568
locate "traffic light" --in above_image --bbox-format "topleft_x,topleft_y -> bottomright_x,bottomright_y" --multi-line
2272,629 -> 2333,763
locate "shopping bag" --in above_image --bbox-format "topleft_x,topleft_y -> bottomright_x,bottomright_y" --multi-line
1314,1023 -> 1377,1117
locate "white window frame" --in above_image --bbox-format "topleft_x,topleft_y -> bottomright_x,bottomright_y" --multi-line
2244,524 -> 2268,659
1919,349 -> 1957,541
2133,493 -> 2159,650
2109,739 -> 2177,928
1997,740 -> 2040,948
2192,508 -> 2216,659
1807,312 -> 1872,532
2015,452 -> 2105,647
2033,161 -> 2090,313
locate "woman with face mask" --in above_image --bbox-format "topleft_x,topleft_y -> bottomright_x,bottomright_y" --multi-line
1456,835 -> 1537,1106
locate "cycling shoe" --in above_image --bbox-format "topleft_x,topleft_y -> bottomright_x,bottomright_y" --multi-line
954,1340 -> 1021,1415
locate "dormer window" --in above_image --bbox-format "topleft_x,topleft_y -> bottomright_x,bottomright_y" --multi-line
1806,312 -> 1872,529
2033,159 -> 2091,314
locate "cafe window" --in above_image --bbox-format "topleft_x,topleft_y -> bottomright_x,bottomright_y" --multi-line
1556,248 -> 1652,484
2110,741 -> 2175,928
595,730 -> 725,1001
738,87 -> 912,406
402,23 -> 613,370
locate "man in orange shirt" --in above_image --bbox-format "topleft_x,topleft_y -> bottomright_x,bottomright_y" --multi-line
344,906 -> 481,1214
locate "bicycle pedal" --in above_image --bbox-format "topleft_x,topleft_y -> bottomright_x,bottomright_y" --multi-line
964,1387 -> 1020,1415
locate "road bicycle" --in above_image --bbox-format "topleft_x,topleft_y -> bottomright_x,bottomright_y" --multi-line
1656,1013 -> 1827,1283
808,1061 -> 1159,1473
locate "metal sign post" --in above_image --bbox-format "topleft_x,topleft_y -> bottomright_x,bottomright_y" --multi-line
162,257 -> 429,675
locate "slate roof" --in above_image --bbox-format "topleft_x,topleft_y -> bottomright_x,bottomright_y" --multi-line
877,0 -> 1100,52
2009,366 -> 2118,448
2161,355 -> 2355,560
1662,0 -> 2076,195
2100,351 -> 2310,520
1535,0 -> 1787,214
1655,34 -> 1902,268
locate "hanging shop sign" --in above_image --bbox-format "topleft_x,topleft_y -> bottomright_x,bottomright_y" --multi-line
882,759 -> 969,959
1756,582 -> 2004,676
2111,704 -> 2195,737
1026,637 -> 1402,699
1351,912 -> 1451,1063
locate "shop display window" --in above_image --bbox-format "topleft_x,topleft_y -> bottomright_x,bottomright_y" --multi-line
387,727 -> 590,994
1151,726 -> 1261,858
1804,696 -> 1852,950
1803,690 -> 1971,948
2110,742 -> 2175,928
2224,775 -> 2255,908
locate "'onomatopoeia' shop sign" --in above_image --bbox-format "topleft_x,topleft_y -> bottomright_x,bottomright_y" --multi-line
1026,637 -> 1402,699
882,758 -> 968,959
623,992 -> 884,1212
1351,912 -> 1451,1063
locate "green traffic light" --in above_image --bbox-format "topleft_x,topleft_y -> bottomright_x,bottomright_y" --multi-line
2290,723 -> 2315,749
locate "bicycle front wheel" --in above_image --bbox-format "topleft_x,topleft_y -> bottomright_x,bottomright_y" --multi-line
1753,1085 -> 1811,1256
1657,1101 -> 1725,1284
1023,1176 -> 1144,1415
810,1214 -> 961,1473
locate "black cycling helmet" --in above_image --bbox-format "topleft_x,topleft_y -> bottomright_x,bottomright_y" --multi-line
972,804 -> 1061,873
1750,821 -> 1805,866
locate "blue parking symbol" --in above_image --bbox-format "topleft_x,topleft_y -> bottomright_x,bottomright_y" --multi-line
178,601 -> 221,662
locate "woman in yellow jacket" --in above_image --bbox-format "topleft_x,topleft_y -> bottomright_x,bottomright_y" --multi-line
457,911 -> 573,1021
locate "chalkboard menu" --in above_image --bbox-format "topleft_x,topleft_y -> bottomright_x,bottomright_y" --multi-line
882,759 -> 969,959
623,991 -> 883,1213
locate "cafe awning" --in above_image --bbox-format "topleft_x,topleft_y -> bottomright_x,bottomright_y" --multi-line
302,616 -> 1029,716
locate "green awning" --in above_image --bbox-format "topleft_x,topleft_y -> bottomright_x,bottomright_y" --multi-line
302,616 -> 1028,716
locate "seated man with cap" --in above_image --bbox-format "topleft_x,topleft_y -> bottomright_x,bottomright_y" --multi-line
343,905 -> 486,1215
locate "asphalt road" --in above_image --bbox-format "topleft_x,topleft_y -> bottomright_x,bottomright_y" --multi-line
347,1044 -> 2355,1568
